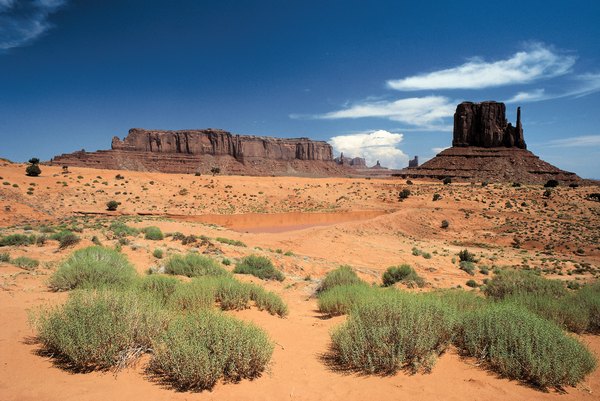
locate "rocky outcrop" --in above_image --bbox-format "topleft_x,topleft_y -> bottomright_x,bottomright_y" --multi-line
408,156 -> 419,168
392,101 -> 581,184
453,101 -> 525,149
334,153 -> 367,168
51,128 -> 347,176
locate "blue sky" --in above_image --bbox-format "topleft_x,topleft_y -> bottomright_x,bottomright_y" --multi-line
1,1 -> 599,178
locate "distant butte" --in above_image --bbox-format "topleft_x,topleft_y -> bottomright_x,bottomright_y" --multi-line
401,101 -> 580,184
51,128 -> 350,176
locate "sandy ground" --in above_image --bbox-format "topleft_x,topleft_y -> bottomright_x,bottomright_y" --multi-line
0,162 -> 599,400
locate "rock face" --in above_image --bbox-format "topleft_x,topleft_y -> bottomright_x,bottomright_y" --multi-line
334,153 -> 367,168
408,156 -> 419,168
394,101 -> 581,184
51,128 -> 347,176
453,101 -> 525,149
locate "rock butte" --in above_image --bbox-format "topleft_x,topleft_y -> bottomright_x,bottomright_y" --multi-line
401,101 -> 581,184
51,128 -> 349,176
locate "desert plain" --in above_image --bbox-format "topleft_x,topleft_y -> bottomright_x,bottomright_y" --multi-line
0,160 -> 599,401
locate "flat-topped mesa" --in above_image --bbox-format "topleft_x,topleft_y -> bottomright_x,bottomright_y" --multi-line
111,128 -> 333,162
452,101 -> 526,149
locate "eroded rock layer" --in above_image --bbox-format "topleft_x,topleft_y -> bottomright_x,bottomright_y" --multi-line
52,128 -> 346,176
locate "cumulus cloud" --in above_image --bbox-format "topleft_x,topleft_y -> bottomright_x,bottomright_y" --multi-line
546,135 -> 600,148
329,130 -> 409,169
317,95 -> 455,128
387,44 -> 575,91
0,0 -> 67,51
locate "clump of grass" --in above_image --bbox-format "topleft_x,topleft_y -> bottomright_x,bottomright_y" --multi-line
49,246 -> 138,291
318,284 -> 377,316
382,265 -> 425,288
0,233 -> 32,247
143,226 -> 164,241
249,284 -> 288,317
234,255 -> 284,281
330,292 -> 456,374
50,230 -> 80,249
318,265 -> 364,293
0,252 -> 10,262
164,253 -> 228,278
33,289 -> 167,371
484,269 -> 566,300
149,310 -> 273,390
215,237 -> 247,247
137,274 -> 179,305
167,280 -> 216,312
458,303 -> 596,388
152,248 -> 163,259
458,249 -> 477,263
11,256 -> 39,270
109,221 -> 139,238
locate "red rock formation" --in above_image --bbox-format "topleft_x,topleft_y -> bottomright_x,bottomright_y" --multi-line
51,128 -> 347,176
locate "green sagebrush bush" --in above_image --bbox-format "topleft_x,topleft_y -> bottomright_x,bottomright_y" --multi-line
33,289 -> 168,371
458,303 -> 596,388
318,284 -> 377,316
234,255 -> 284,281
164,253 -> 229,278
484,269 -> 566,299
143,226 -> 164,241
149,310 -> 273,390
318,265 -> 364,293
382,264 -> 425,288
49,246 -> 137,291
330,292 -> 456,374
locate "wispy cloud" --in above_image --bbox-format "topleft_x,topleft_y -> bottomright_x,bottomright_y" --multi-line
546,135 -> 600,148
387,43 -> 575,91
329,130 -> 408,169
506,72 -> 600,103
316,95 -> 455,128
431,146 -> 449,154
0,0 -> 67,51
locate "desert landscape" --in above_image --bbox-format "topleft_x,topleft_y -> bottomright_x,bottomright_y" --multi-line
1,151 -> 600,400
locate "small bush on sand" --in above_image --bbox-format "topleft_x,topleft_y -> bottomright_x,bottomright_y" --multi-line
109,221 -> 139,238
152,248 -> 163,259
458,303 -> 596,388
106,200 -> 119,211
143,226 -> 164,241
458,249 -> 477,263
318,284 -> 377,316
33,289 -> 167,371
215,237 -> 247,247
11,256 -> 39,270
331,292 -> 456,374
382,264 -> 425,288
149,310 -> 273,390
544,179 -> 559,188
0,233 -> 32,247
49,246 -> 137,291
483,269 -> 566,300
0,252 -> 9,262
164,253 -> 228,278
234,255 -> 284,281
318,265 -> 364,293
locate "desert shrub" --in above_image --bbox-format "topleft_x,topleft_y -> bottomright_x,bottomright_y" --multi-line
398,189 -> 411,200
0,252 -> 9,262
0,233 -> 32,247
181,235 -> 197,245
109,221 -> 139,238
382,264 -> 425,288
208,276 -> 252,310
149,310 -> 273,390
459,261 -> 476,276
210,166 -> 221,176
215,237 -> 247,247
106,200 -> 119,211
544,179 -> 559,188
318,284 -> 377,316
137,274 -> 179,305
26,163 -> 42,177
442,177 -> 452,185
465,279 -> 478,288
331,293 -> 456,374
249,284 -> 288,317
164,253 -> 228,278
222,258 -> 231,266
458,249 -> 476,263
432,193 -> 442,201
34,289 -> 167,371
512,182 -> 521,187
568,182 -> 579,188
441,219 -> 449,229
458,303 -> 596,388
152,248 -> 163,259
52,230 -> 80,249
587,193 -> 600,202
234,255 -> 284,281
431,289 -> 487,313
143,226 -> 164,241
49,246 -> 138,291
167,280 -> 216,311
318,265 -> 364,293
483,269 -> 566,300
11,256 -> 39,270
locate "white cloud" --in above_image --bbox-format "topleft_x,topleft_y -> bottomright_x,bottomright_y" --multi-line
387,44 -> 575,91
329,130 -> 409,169
431,146 -> 449,154
546,135 -> 600,148
506,72 -> 600,103
317,95 -> 455,128
0,0 -> 67,51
